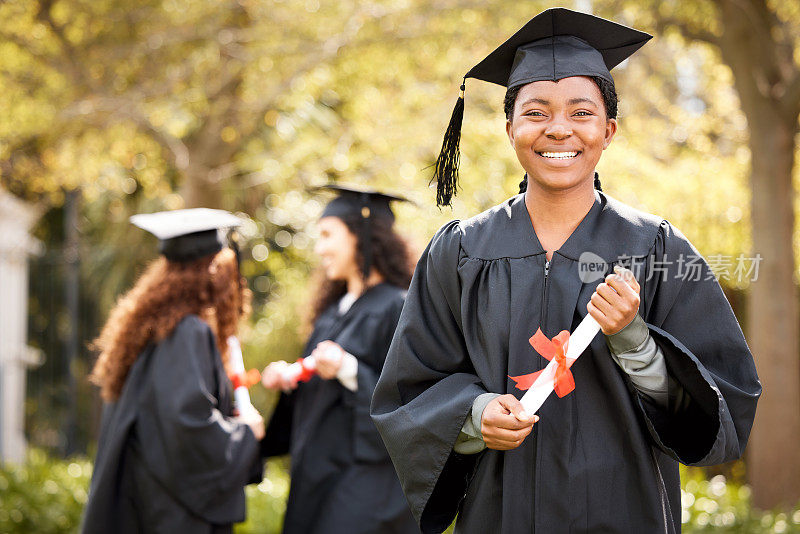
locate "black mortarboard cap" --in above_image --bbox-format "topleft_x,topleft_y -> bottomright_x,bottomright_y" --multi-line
432,8 -> 652,207
130,208 -> 243,262
313,184 -> 410,278
316,184 -> 409,222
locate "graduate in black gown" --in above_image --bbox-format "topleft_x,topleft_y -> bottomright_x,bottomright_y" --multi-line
371,8 -> 761,534
83,209 -> 265,534
261,185 -> 420,534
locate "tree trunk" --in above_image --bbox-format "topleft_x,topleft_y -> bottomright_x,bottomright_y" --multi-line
181,163 -> 221,209
744,108 -> 800,509
179,104 -> 242,209
715,0 -> 800,508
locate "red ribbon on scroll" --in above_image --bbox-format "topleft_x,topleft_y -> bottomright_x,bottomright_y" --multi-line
508,329 -> 576,398
294,358 -> 317,382
230,368 -> 262,390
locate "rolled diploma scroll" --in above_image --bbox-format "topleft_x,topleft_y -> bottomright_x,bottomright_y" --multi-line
282,356 -> 316,381
280,345 -> 342,382
227,336 -> 252,410
519,315 -> 601,414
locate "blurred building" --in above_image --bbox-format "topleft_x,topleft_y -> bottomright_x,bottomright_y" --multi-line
0,189 -> 43,463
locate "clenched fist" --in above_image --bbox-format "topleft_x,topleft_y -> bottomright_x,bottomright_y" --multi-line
587,265 -> 640,335
481,394 -> 539,451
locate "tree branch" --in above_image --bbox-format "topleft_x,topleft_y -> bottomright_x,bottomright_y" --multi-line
246,4 -> 391,121
33,0 -> 89,88
0,30 -> 58,69
656,16 -> 720,47
59,97 -> 191,170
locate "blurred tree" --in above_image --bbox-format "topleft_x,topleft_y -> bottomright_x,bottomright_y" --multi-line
606,0 -> 800,509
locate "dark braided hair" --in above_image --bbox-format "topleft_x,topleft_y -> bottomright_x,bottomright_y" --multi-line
506,76 -> 617,194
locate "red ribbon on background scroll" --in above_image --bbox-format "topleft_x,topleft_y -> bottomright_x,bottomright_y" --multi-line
230,368 -> 262,390
294,358 -> 316,382
508,329 -> 576,398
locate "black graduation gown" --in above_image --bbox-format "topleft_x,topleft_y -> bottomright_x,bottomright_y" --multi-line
82,315 -> 262,534
263,282 -> 420,534
371,192 -> 761,534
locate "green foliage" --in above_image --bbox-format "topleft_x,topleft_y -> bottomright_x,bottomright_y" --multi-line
0,451 -> 292,534
0,0 -> 771,256
5,451 -> 800,534
0,449 -> 91,534
681,467 -> 800,533
234,459 -> 291,534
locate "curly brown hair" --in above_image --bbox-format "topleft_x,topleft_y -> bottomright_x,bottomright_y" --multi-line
308,215 -> 414,326
90,247 -> 251,402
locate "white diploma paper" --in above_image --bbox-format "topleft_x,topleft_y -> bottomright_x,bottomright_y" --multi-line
227,336 -> 253,410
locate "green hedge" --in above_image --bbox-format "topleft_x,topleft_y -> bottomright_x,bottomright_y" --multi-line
0,450 -> 290,534
680,467 -> 800,533
235,459 -> 290,534
2,451 -> 800,533
0,449 -> 91,533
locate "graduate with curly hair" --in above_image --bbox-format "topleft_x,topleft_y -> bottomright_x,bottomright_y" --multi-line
83,209 -> 264,534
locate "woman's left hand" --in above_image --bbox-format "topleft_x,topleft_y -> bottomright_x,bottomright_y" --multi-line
313,340 -> 345,379
587,265 -> 641,335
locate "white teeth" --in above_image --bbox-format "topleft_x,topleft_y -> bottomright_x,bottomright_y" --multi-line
540,151 -> 578,159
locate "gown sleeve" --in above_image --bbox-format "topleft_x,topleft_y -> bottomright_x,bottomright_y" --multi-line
453,392 -> 497,454
336,351 -> 360,391
346,295 -> 407,463
262,390 -> 295,458
134,316 -> 260,524
606,314 -> 669,406
371,221 -> 488,533
637,221 -> 761,465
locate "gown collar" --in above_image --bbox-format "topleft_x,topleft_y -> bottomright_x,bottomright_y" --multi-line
334,281 -> 393,318
512,189 -> 604,262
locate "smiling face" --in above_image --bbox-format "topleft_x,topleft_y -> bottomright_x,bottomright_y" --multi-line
506,76 -> 617,193
314,216 -> 361,281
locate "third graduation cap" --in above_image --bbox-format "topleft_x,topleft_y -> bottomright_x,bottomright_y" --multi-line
314,184 -> 410,278
317,184 -> 409,222
433,8 -> 652,207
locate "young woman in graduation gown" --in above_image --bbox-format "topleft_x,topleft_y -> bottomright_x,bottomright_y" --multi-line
261,186 -> 420,534
82,210 -> 265,534
370,8 -> 761,534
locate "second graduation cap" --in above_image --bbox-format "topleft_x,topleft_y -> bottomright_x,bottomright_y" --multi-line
130,208 -> 243,262
432,7 -> 652,207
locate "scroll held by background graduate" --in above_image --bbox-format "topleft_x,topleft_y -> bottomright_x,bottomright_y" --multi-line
82,208 -> 265,534
370,8 -> 761,534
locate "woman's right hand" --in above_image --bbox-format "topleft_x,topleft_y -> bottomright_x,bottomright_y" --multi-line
236,406 -> 265,440
261,361 -> 299,391
481,394 -> 539,451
